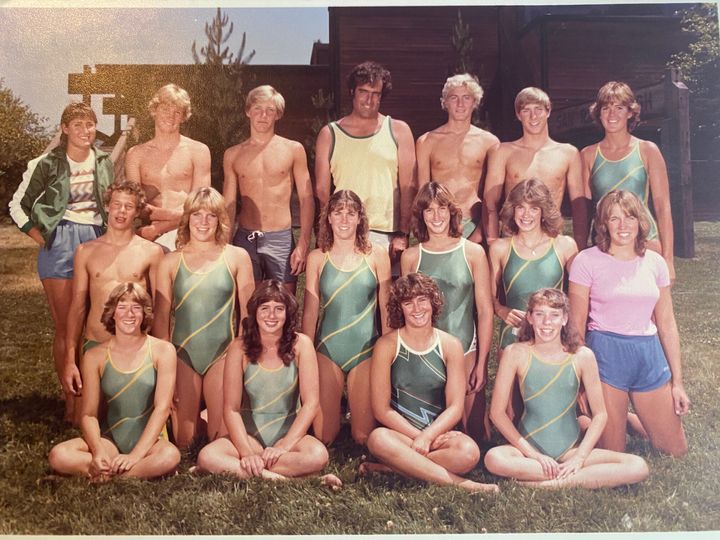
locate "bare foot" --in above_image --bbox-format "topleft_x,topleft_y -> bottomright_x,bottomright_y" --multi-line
458,479 -> 499,493
358,461 -> 392,477
261,469 -> 288,481
320,473 -> 343,490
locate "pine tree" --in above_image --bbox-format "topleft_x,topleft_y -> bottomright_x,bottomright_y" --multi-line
189,8 -> 256,187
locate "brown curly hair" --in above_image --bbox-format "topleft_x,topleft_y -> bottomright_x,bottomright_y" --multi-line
516,288 -> 582,353
241,280 -> 299,366
411,181 -> 463,242
387,273 -> 444,329
500,178 -> 563,237
102,180 -> 147,213
176,187 -> 231,250
347,61 -> 392,98
589,81 -> 641,132
317,190 -> 371,254
594,190 -> 650,256
100,282 -> 153,335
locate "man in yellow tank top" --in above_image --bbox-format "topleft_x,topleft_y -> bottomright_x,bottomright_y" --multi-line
315,61 -> 416,273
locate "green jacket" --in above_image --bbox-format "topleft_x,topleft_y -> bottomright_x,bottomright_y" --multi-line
12,146 -> 114,242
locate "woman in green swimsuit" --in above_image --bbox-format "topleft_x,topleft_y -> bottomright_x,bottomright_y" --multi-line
48,282 -> 180,480
484,288 -> 649,488
153,187 -> 254,449
197,280 -> 341,487
302,190 -> 391,445
489,179 -> 578,420
580,81 -> 675,281
401,181 -> 494,442
363,273 -> 498,493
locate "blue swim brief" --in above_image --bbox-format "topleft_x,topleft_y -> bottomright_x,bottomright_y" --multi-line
232,226 -> 297,284
586,330 -> 671,393
37,220 -> 102,280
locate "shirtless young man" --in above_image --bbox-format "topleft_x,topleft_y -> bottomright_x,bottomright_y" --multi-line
483,87 -> 588,247
315,61 -> 416,271
222,85 -> 314,294
61,181 -> 164,421
125,84 -> 211,251
416,73 -> 499,243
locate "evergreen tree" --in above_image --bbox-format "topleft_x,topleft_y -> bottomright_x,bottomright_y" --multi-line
189,8 -> 256,187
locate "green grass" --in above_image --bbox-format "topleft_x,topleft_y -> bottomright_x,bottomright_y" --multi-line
1,223 -> 719,534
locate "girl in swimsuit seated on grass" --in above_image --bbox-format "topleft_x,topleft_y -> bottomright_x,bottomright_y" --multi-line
48,282 -> 180,480
196,280 -> 341,487
484,288 -> 649,488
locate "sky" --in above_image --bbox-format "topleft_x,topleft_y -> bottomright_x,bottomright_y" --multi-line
0,4 -> 329,132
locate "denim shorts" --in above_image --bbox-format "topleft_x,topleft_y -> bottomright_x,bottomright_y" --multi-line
586,330 -> 671,392
37,220 -> 102,280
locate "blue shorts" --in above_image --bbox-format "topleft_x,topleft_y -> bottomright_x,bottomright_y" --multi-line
37,220 -> 102,280
586,330 -> 671,392
232,226 -> 296,284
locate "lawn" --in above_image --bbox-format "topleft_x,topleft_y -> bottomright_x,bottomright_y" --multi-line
1,222 -> 719,535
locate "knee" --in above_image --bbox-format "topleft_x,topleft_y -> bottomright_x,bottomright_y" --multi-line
158,443 -> 181,474
452,437 -> 481,474
307,442 -> 330,470
628,455 -> 650,483
48,443 -> 67,473
366,427 -> 393,457
196,446 -> 217,474
483,447 -> 509,477
656,438 -> 688,459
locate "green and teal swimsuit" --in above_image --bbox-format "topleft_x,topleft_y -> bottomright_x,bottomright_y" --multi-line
101,336 -> 167,454
241,359 -> 300,447
416,238 -> 477,354
500,238 -> 564,349
316,252 -> 379,374
590,143 -> 658,240
171,248 -> 236,376
518,351 -> 580,459
390,330 -> 447,430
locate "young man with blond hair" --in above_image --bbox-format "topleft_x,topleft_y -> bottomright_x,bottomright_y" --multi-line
483,87 -> 587,246
222,84 -> 314,293
125,84 -> 211,251
416,73 -> 499,242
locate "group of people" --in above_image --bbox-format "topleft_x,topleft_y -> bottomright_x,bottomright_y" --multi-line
9,59 -> 689,492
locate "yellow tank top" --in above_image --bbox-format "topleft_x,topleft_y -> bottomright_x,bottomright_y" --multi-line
329,115 -> 399,233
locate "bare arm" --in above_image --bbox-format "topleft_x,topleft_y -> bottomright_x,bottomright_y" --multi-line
579,145 -> 596,239
123,146 -> 141,183
374,246 -> 393,335
191,142 -> 212,191
568,280 -> 590,341
222,147 -> 239,236
146,244 -> 164,298
223,341 -> 259,458
643,141 -> 675,281
469,244 -> 494,392
151,255 -> 175,340
230,246 -> 255,325
482,145 -> 507,242
290,142 -> 315,275
392,119 -> 417,236
566,147 -> 589,249
314,125 -> 333,211
489,239 -> 522,327
62,244 -> 91,396
415,133 -> 432,185
654,286 -> 690,415
79,348 -> 112,477
300,250 -> 322,340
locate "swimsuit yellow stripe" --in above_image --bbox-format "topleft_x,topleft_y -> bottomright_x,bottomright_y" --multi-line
341,345 -> 373,370
106,363 -> 153,404
504,259 -> 532,297
251,372 -> 298,412
525,358 -> 572,402
607,164 -> 646,194
419,353 -> 447,382
175,252 -> 225,310
322,263 -> 370,310
253,410 -> 297,437
397,387 -> 443,409
523,398 -> 577,440
105,406 -> 153,433
199,342 -> 230,376
244,365 -> 261,385
177,296 -> 234,350
317,298 -> 376,348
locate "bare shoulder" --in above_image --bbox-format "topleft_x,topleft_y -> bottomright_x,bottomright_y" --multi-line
489,236 -> 511,259
572,345 -> 597,369
495,140 -> 517,157
553,140 -> 580,158
580,142 -> 599,158
503,342 -> 531,366
133,235 -> 164,255
83,341 -> 108,367
469,125 -> 500,146
374,330 -> 398,352
182,135 -> 210,153
294,332 -> 315,355
464,238 -> 487,259
149,335 -> 176,358
437,329 -> 463,356
159,250 -> 182,270
637,138 -> 663,158
555,234 -> 578,254
389,117 -> 413,137
226,244 -> 251,263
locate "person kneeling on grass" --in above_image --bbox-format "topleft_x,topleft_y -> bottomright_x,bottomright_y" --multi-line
363,272 -> 498,493
484,288 -> 649,488
197,280 -> 341,487
48,282 -> 180,480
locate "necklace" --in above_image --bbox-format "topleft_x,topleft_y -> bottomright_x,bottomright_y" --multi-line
517,235 -> 547,256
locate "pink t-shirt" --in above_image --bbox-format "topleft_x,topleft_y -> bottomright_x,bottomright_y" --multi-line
569,246 -> 670,336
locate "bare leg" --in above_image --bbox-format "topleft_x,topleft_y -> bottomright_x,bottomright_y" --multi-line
463,350 -> 490,443
632,383 -> 688,457
497,348 -> 524,424
121,439 -> 180,479
347,360 -> 375,445
202,357 -> 227,442
48,437 -> 119,477
42,278 -> 75,420
597,383 -> 630,452
366,427 -> 497,493
267,435 -> 329,477
173,360 -> 203,449
196,436 -> 262,478
626,412 -> 649,438
313,353 -> 344,446
485,445 -> 648,488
